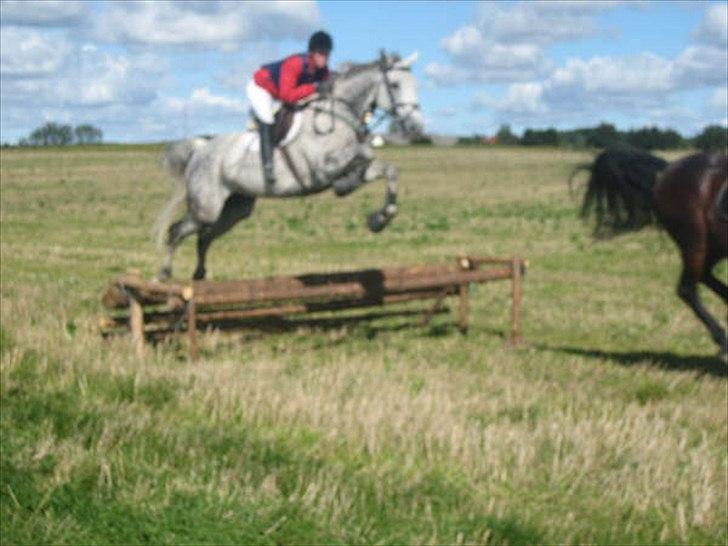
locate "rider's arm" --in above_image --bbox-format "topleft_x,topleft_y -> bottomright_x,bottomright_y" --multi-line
278,56 -> 318,103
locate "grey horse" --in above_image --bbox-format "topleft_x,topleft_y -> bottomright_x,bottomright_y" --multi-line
155,51 -> 424,281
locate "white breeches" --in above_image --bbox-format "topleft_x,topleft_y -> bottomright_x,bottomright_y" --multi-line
246,79 -> 279,125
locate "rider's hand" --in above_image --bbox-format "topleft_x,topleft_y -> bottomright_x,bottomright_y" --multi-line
317,79 -> 333,96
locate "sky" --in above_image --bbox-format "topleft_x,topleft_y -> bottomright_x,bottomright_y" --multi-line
0,0 -> 726,143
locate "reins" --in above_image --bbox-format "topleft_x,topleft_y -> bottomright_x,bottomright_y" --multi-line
309,54 -> 421,142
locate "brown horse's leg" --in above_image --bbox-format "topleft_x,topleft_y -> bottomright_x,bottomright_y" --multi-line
677,251 -> 727,352
702,270 -> 728,304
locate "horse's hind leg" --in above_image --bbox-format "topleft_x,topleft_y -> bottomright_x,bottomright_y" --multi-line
703,272 -> 728,304
676,251 -> 727,353
193,195 -> 256,280
158,214 -> 199,280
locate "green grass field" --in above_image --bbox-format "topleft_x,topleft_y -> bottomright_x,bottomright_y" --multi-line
1,144 -> 726,545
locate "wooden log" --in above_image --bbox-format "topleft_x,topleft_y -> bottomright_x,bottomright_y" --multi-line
101,276 -> 185,309
105,288 -> 460,328
101,261 -> 513,310
187,264 -> 463,295
461,255 -> 528,274
194,267 -> 512,307
101,284 -> 129,308
99,257 -> 526,353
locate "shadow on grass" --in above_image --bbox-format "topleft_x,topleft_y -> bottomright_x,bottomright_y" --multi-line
146,307 -> 455,346
540,344 -> 727,378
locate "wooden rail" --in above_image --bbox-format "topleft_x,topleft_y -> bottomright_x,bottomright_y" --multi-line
100,255 -> 526,360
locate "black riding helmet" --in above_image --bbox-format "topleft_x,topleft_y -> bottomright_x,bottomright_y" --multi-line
308,30 -> 333,53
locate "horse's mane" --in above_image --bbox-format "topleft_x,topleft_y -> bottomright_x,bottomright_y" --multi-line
333,60 -> 380,80
333,53 -> 403,80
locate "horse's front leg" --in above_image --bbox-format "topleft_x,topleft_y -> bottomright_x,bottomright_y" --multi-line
363,160 -> 398,233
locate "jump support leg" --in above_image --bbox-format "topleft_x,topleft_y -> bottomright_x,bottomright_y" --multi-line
458,282 -> 470,333
129,294 -> 145,359
185,287 -> 198,361
509,256 -> 522,345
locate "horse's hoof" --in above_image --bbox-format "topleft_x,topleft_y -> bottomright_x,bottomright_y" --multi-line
157,268 -> 171,282
192,269 -> 206,281
367,211 -> 388,233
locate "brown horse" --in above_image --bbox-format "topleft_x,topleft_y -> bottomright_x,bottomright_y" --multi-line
575,147 -> 727,357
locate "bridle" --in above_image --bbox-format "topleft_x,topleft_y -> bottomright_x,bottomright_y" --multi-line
312,53 -> 421,140
377,50 -> 421,135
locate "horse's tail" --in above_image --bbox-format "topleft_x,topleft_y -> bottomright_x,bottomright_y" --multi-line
577,146 -> 669,237
153,137 -> 208,249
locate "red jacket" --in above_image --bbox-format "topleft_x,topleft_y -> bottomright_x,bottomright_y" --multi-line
254,53 -> 329,103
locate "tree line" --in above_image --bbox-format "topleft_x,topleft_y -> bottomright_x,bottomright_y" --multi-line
457,123 -> 727,151
14,122 -> 103,147
6,121 -> 727,151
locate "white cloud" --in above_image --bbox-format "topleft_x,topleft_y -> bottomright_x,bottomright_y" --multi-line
93,0 -> 319,49
429,1 -> 621,87
459,2 -> 728,133
1,45 -> 165,112
550,53 -> 673,95
474,1 -> 619,46
711,87 -> 728,111
433,106 -> 457,118
694,3 -> 727,46
0,0 -> 319,142
672,44 -> 728,88
484,49 -> 723,130
439,26 -> 551,82
0,0 -> 88,27
0,27 -> 71,77
68,49 -> 164,107
500,83 -> 548,114
216,42 -> 282,91
424,63 -> 468,87
161,87 -> 247,115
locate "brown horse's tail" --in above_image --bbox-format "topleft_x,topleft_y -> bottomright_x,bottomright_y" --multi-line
576,146 -> 669,237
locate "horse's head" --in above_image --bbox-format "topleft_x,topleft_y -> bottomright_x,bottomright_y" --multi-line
374,51 -> 425,138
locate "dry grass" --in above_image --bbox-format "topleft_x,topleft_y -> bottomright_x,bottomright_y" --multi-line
1,144 -> 726,544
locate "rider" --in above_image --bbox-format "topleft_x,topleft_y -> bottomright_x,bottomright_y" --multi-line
246,30 -> 333,187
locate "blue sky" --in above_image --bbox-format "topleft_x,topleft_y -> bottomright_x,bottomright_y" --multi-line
1,0 -> 726,143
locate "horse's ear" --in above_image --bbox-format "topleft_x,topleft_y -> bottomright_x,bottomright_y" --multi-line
379,49 -> 388,66
394,51 -> 419,69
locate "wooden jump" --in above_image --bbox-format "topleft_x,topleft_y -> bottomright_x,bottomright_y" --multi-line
100,255 -> 526,360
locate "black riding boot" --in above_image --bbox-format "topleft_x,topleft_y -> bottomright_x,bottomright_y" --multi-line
257,121 -> 276,187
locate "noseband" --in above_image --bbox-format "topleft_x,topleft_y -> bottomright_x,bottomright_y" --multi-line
378,53 -> 421,133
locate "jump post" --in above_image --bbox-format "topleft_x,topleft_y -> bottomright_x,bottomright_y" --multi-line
100,255 -> 526,360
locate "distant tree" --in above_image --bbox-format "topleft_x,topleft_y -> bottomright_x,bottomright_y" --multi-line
28,122 -> 73,146
457,133 -> 486,145
693,125 -> 728,151
495,124 -> 519,145
521,127 -> 559,146
74,124 -> 103,144
586,122 -> 623,148
410,134 -> 433,145
626,126 -> 685,150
